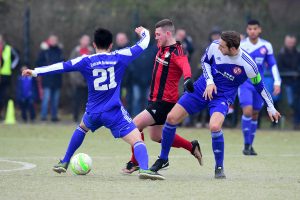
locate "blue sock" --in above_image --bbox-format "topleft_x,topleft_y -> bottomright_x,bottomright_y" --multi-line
133,141 -> 148,170
212,130 -> 224,169
250,120 -> 258,145
242,115 -> 252,145
160,122 -> 177,160
62,126 -> 87,163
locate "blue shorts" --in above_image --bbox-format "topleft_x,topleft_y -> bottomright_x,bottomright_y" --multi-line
178,87 -> 230,117
82,106 -> 136,138
238,81 -> 264,110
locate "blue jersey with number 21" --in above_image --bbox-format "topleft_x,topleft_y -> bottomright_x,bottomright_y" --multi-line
32,30 -> 150,114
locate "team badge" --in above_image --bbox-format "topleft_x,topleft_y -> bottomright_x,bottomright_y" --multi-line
260,47 -> 267,55
233,66 -> 242,75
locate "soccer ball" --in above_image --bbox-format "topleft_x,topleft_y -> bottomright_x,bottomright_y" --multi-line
70,153 -> 92,175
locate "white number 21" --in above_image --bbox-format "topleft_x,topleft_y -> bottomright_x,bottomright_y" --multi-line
93,67 -> 117,91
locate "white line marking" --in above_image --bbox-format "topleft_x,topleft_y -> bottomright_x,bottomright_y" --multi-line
1,154 -> 300,161
0,159 -> 36,173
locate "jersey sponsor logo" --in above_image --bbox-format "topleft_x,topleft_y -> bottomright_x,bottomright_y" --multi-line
151,109 -> 156,114
260,47 -> 267,55
233,66 -> 242,75
215,69 -> 235,81
156,56 -> 169,66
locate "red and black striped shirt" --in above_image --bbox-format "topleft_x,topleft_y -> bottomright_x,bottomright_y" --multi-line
149,42 -> 192,103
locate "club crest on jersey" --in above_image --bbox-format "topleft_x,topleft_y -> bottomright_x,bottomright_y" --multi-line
260,47 -> 267,55
233,66 -> 242,75
165,52 -> 170,58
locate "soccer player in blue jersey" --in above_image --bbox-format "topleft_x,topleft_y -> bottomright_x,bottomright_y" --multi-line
150,31 -> 281,179
22,26 -> 165,180
239,20 -> 281,156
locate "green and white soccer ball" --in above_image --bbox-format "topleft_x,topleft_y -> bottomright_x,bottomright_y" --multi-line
70,153 -> 92,175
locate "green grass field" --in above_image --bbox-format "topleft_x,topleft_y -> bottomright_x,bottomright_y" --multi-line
0,123 -> 299,200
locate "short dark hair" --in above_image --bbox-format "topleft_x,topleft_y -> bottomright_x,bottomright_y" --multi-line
221,31 -> 241,49
247,19 -> 260,26
94,28 -> 113,49
155,19 -> 175,34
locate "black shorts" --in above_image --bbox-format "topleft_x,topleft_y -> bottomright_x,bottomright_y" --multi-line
146,101 -> 176,125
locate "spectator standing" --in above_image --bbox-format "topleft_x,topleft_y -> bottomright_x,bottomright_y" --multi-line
69,35 -> 93,122
277,34 -> 300,129
114,32 -> 133,114
0,34 -> 19,120
36,34 -> 64,122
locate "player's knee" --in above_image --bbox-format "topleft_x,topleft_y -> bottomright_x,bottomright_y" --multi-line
79,122 -> 89,133
209,122 -> 221,132
166,113 -> 179,125
149,134 -> 161,142
243,107 -> 253,117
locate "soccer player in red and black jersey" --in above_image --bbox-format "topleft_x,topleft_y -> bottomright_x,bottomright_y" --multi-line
122,19 -> 203,174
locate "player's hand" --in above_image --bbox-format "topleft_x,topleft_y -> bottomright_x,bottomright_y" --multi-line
203,84 -> 217,101
135,26 -> 147,37
273,85 -> 281,96
267,107 -> 281,123
22,69 -> 33,77
184,78 -> 194,93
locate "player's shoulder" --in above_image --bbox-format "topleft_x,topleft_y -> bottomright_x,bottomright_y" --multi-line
172,42 -> 186,56
70,54 -> 89,65
205,40 -> 219,53
259,38 -> 273,49
240,49 -> 256,67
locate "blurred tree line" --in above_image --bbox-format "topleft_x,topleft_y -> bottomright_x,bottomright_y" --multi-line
1,0 -> 300,67
1,0 -> 299,111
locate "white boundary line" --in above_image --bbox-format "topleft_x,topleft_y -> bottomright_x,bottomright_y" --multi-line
0,159 -> 36,173
1,154 -> 300,161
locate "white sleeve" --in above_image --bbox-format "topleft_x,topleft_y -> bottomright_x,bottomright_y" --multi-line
32,62 -> 64,77
265,42 -> 281,86
201,43 -> 215,85
271,64 -> 281,86
136,29 -> 150,50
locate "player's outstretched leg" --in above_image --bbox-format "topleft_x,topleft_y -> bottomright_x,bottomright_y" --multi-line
122,133 -> 144,174
132,141 -> 165,180
53,126 -> 87,174
150,122 -> 176,172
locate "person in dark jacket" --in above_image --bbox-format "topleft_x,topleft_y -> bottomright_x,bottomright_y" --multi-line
36,34 -> 64,122
277,34 -> 300,129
